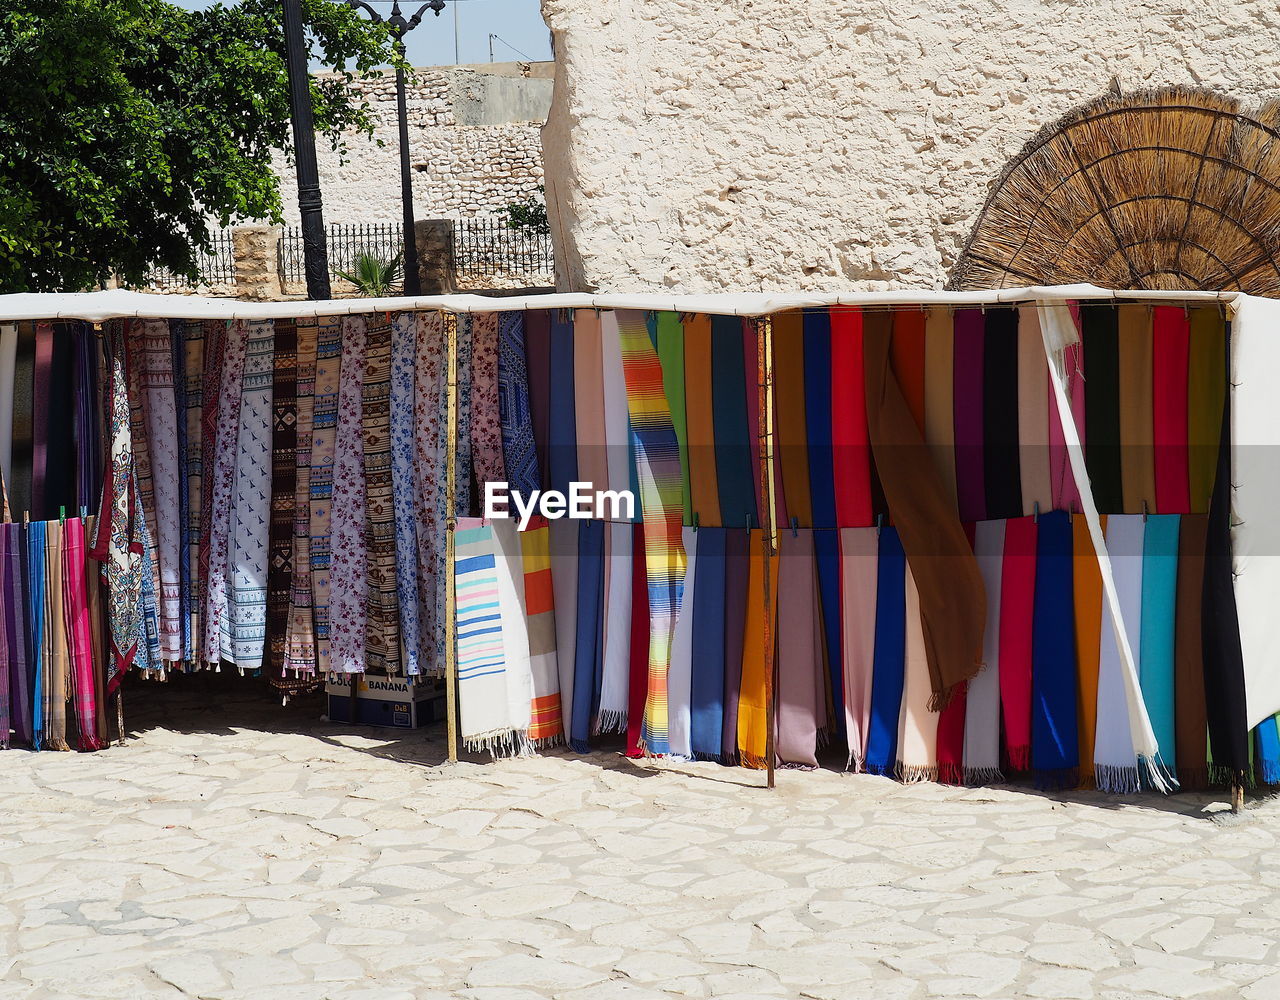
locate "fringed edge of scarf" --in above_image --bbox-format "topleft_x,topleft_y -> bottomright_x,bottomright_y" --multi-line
896,761 -> 938,784
593,708 -> 627,736
738,750 -> 769,770
937,761 -> 965,785
1033,766 -> 1079,793
963,766 -> 1004,787
77,733 -> 108,752
569,738 -> 592,754
464,727 -> 536,759
864,760 -> 895,777
1208,762 -> 1254,790
927,666 -> 980,713
1141,754 -> 1178,794
530,731 -> 564,751
1005,745 -> 1031,773
781,760 -> 819,771
694,749 -> 738,766
43,736 -> 73,752
1094,763 -> 1141,795
1257,760 -> 1280,787
845,751 -> 865,774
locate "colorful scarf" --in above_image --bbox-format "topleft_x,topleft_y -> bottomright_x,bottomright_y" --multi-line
1152,307 -> 1190,514
898,566 -> 938,781
267,319 -> 298,686
7,523 -> 31,744
599,520 -> 633,733
922,307 -> 957,510
569,519 -> 604,752
815,529 -> 843,740
1139,515 -> 1180,777
125,322 -> 162,665
284,318 -> 318,680
546,311 -> 578,498
549,518 -> 579,742
0,526 -> 8,748
625,521 -> 650,758
667,525 -> 696,759
361,314 -> 399,676
469,314 -> 505,490
43,519 -> 70,750
1082,305 -> 1123,513
182,320 -> 206,661
386,312 -> 421,676
777,529 -> 822,769
713,315 -> 757,529
1117,305 -> 1156,515
62,516 -> 103,750
29,520 -> 46,747
616,310 -> 687,755
803,311 -> 835,529
330,316 -> 368,674
721,530 -> 748,764
0,323 -> 15,504
1174,515 -> 1208,789
1031,510 -> 1078,788
983,308 -> 1022,520
831,309 -> 873,527
839,526 -> 878,771
737,530 -> 778,768
655,313 -> 691,524
690,527 -> 728,762
865,526 -> 906,776
309,318 -> 343,675
952,309 -> 986,522
412,312 -> 447,674
523,311 -> 553,490
1000,515 -> 1038,771
1017,305 -> 1052,517
498,311 -> 540,499
197,321 -> 226,654
965,520 -> 1005,785
520,517 -> 562,746
32,322 -> 51,518
1096,514 -> 1144,790
773,312 -> 810,526
684,314 -> 721,526
1073,515 -> 1104,787
890,309 -> 927,433
10,323 -> 34,518
1186,308 -> 1224,514
573,310 -> 608,496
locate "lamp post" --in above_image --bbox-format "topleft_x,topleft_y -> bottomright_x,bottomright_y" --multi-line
347,1 -> 445,296
282,0 -> 332,299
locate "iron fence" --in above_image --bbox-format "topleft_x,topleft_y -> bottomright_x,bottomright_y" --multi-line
147,230 -> 236,289
279,222 -> 406,287
453,217 -> 553,281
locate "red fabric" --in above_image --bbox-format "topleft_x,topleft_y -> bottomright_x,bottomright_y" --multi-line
891,309 -> 928,434
1153,306 -> 1191,514
999,515 -> 1038,771
936,681 -> 968,784
830,308 -> 872,527
625,521 -> 650,757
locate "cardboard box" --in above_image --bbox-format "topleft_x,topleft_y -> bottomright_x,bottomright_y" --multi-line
324,675 -> 445,729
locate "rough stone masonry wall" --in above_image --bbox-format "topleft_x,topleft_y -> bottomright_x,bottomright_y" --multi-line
274,68 -> 546,224
540,0 -> 1280,293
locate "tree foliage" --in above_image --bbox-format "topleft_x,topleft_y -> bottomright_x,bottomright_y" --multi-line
502,185 -> 550,235
0,0 -> 399,293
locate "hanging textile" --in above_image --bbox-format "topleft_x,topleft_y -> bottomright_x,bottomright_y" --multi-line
549,518 -> 578,741
864,311 -> 985,707
7,523 -> 30,745
125,322 -> 162,667
1048,335 -> 1085,514
865,526 -> 906,776
1031,510 -> 1077,788
1140,515 -> 1180,777
1256,716 -> 1280,786
1073,515 -> 1104,787
598,521 -> 632,733
361,315 -> 399,676
616,310 -> 687,754
831,308 -> 873,528
182,320 -> 205,661
1000,516 -> 1038,772
1174,514 -> 1208,790
45,325 -> 77,518
223,320 -> 274,671
922,306 -> 957,510
721,530 -> 748,764
890,309 -> 927,434
329,316 -> 367,674
167,321 -> 189,664
519,519 -> 561,748
196,320 -> 225,656
625,521 -> 649,757
803,311 -> 836,529
1083,305 -> 1123,513
1186,307 -> 1224,514
898,566 -> 938,782
776,529 -> 822,769
1096,514 -> 1145,792
63,516 -> 103,751
43,518 -> 70,750
667,525 -> 696,759
0,529 -> 7,747
10,323 -> 33,517
1117,305 -> 1156,515
524,311 -> 553,489
983,308 -> 1022,520
654,312 -> 691,524
0,323 -> 15,502
952,308 -> 986,522
709,315 -> 755,529
690,527 -> 727,762
267,319 -> 297,686
839,526 -> 878,771
736,530 -> 778,768
569,519 -> 604,752
32,322 -> 51,518
573,309 -> 608,495
742,319 -> 763,526
309,318 -> 343,675
1016,305 -> 1052,516
545,311 -> 578,497
387,313 -> 421,676
815,529 -> 843,738
498,311 -> 540,499
29,519 -> 46,747
284,319 -> 319,680
965,519 -> 1005,785
773,311 -> 810,526
411,312 -> 447,674
1152,307 -> 1191,514
936,681 -> 968,785
469,313 -> 505,489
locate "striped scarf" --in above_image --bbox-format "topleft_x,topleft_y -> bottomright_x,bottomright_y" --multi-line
615,310 -> 686,755
284,319 -> 319,680
389,312 -> 422,675
309,318 -> 343,674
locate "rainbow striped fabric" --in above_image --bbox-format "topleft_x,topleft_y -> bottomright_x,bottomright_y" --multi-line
615,310 -> 687,755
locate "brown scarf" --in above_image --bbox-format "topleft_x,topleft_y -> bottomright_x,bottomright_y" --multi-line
863,312 -> 986,707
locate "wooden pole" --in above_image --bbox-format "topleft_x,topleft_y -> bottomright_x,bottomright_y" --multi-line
444,310 -> 460,764
756,316 -> 778,789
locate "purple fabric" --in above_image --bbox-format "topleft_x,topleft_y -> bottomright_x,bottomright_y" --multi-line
720,528 -> 750,761
5,523 -> 30,745
524,311 -> 552,492
953,308 -> 986,522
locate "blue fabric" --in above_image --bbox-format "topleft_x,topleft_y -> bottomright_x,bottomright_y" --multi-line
865,527 -> 905,775
390,314 -> 422,675
497,312 -> 540,499
804,310 -> 836,529
547,313 -> 578,498
28,520 -> 45,749
570,519 -> 605,753
1140,514 -> 1180,777
690,527 -> 727,760
814,528 -> 844,736
710,316 -> 756,529
1031,510 -> 1078,787
1255,715 -> 1280,785
170,320 -> 192,664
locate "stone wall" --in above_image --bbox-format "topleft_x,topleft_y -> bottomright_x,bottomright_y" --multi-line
273,62 -> 552,225
539,0 -> 1280,293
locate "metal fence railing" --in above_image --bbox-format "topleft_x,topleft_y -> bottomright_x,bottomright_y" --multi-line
279,222 -> 406,286
147,229 -> 236,289
453,217 -> 553,281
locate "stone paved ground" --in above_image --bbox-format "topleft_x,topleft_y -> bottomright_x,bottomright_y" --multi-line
2,675 -> 1279,1000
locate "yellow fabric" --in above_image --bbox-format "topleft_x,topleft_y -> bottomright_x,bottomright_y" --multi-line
737,531 -> 779,768
683,314 -> 721,527
1187,307 -> 1225,514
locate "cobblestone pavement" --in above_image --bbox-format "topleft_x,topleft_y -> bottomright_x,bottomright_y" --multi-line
2,676 -> 1279,1000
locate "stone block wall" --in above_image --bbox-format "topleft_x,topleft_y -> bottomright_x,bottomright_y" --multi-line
539,0 -> 1280,292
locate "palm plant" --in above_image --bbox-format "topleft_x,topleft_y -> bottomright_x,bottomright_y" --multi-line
336,251 -> 404,296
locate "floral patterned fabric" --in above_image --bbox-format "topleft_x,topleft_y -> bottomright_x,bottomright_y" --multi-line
470,312 -> 505,490
284,319 -> 319,679
309,319 -> 343,674
330,316 -> 368,674
362,315 -> 400,675
390,312 -> 422,675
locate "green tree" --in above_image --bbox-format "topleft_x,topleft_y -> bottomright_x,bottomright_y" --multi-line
0,0 -> 399,293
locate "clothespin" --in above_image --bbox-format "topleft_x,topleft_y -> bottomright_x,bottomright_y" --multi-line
22,511 -> 28,526
1142,500 -> 1149,523
876,513 -> 883,537
59,506 -> 65,525
80,506 -> 88,519
790,516 -> 799,538
1033,501 -> 1039,525
692,511 -> 699,533
745,515 -> 751,536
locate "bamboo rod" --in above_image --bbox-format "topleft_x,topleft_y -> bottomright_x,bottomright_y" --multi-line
756,316 -> 778,790
443,311 -> 460,764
